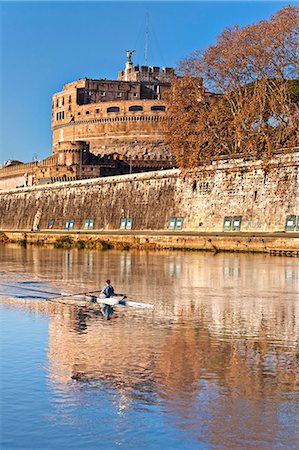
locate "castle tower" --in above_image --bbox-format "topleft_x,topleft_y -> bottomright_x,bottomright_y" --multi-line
51,55 -> 175,160
57,141 -> 88,166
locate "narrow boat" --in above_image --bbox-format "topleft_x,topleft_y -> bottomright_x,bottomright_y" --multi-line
47,293 -> 154,309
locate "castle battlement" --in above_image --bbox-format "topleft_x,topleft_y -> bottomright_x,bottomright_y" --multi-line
51,55 -> 175,160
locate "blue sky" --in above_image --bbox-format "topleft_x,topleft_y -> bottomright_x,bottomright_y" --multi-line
0,1 -> 295,163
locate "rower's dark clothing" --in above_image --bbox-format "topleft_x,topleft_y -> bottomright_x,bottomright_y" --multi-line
101,284 -> 114,298
102,304 -> 114,319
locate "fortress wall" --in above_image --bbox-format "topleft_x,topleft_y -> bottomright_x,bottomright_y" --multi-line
0,173 -> 35,191
52,99 -> 169,157
0,153 -> 298,233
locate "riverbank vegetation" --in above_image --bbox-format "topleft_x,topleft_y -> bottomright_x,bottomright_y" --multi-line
165,6 -> 299,169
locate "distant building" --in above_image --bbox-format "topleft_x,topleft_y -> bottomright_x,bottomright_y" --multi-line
51,52 -> 175,160
0,53 -> 177,190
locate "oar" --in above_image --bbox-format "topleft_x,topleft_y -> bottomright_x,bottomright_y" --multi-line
47,290 -> 101,301
0,282 -> 61,297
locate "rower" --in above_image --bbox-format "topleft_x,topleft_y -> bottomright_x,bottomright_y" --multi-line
100,279 -> 114,299
99,279 -> 115,320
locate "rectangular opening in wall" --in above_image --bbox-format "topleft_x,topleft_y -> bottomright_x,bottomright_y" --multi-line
168,217 -> 176,230
232,216 -> 242,231
285,215 -> 296,231
48,220 -> 55,229
84,219 -> 94,230
168,217 -> 184,230
223,217 -> 232,231
65,220 -> 74,230
126,218 -> 133,230
223,216 -> 242,231
175,217 -> 184,230
120,218 -> 127,230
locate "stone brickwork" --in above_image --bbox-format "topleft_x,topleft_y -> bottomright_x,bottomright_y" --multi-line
52,98 -> 170,158
0,152 -> 298,234
51,58 -> 174,158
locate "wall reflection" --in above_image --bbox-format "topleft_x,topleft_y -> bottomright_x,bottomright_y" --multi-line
1,245 -> 298,446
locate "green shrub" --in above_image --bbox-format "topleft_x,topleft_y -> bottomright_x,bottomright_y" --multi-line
54,235 -> 74,249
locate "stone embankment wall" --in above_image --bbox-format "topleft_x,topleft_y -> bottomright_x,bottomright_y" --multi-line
0,153 -> 298,236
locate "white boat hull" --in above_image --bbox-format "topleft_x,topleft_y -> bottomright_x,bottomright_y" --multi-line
48,293 -> 153,309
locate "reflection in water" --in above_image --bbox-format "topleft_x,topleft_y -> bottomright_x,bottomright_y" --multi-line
1,245 -> 298,449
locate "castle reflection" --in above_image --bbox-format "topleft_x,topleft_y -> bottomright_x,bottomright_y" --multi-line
1,246 -> 298,444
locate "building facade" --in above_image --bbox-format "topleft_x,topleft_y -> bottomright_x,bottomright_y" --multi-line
0,54 -> 176,189
51,54 -> 174,159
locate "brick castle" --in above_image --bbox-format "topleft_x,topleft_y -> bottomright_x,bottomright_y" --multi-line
0,52 -> 176,189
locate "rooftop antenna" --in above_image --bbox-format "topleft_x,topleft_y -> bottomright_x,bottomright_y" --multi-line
145,12 -> 149,66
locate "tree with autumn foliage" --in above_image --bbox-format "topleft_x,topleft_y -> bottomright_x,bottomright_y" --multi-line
165,6 -> 299,169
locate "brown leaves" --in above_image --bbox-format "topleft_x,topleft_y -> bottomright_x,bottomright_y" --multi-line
165,6 -> 299,169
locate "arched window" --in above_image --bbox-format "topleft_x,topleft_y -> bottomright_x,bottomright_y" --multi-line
107,106 -> 120,113
151,105 -> 166,111
129,105 -> 143,112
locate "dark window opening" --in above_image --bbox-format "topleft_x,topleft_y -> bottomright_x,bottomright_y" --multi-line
151,105 -> 165,111
129,105 -> 143,112
107,106 -> 120,113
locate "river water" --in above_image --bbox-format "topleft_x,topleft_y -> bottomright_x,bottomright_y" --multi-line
0,245 -> 298,449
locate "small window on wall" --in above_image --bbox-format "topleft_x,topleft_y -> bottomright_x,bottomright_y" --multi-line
107,106 -> 120,113
48,220 -> 55,229
84,219 -> 94,230
129,105 -> 143,112
223,216 -> 242,231
232,216 -> 242,230
120,218 -> 133,230
285,215 -> 297,231
168,217 -> 184,230
151,105 -> 166,111
223,217 -> 232,231
65,220 -> 74,230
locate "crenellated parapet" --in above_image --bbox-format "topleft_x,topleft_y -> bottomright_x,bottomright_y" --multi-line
56,141 -> 88,165
51,58 -> 175,159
